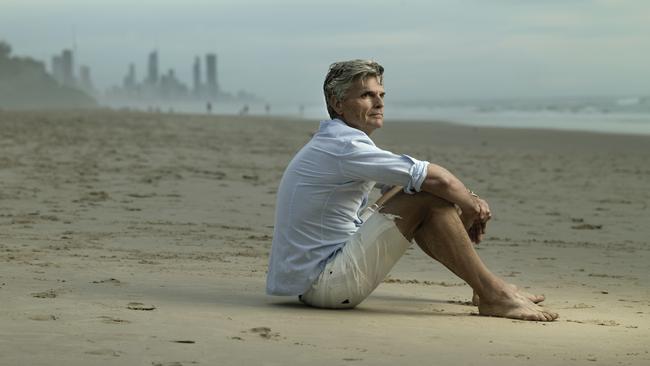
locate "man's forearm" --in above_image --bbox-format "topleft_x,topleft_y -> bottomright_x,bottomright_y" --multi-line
420,163 -> 479,215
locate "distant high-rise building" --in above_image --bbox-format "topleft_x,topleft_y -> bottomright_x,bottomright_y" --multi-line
160,68 -> 188,98
51,55 -> 63,84
61,49 -> 75,87
147,50 -> 159,85
79,65 -> 94,93
123,63 -> 137,90
205,53 -> 218,97
193,56 -> 201,96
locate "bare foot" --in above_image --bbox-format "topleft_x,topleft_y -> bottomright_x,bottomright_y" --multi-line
478,289 -> 558,322
472,285 -> 545,306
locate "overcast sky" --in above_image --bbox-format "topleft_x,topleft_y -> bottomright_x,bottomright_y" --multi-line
2,0 -> 649,104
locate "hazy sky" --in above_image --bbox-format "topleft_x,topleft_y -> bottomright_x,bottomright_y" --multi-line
2,0 -> 649,104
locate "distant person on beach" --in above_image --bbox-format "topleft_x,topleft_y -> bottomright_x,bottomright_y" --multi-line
266,59 -> 558,321
206,102 -> 212,114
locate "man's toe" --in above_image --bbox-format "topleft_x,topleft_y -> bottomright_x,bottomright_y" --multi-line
542,311 -> 558,321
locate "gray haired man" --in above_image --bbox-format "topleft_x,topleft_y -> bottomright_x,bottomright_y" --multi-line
266,59 -> 558,321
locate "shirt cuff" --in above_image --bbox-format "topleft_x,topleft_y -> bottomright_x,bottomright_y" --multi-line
402,155 -> 429,194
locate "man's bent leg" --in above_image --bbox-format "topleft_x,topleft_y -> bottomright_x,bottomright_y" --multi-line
380,192 -> 558,321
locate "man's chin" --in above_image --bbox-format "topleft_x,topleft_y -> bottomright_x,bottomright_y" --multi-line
368,116 -> 383,124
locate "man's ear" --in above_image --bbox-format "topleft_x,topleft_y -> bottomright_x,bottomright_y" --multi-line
329,95 -> 343,116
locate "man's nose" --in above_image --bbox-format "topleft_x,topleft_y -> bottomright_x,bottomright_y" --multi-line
373,95 -> 384,108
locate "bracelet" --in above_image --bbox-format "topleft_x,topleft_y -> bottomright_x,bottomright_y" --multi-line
468,190 -> 479,198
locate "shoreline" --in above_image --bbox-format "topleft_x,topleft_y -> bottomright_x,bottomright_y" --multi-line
4,106 -> 650,139
9,102 -> 650,137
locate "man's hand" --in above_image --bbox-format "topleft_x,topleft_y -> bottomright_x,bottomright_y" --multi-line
419,164 -> 492,243
476,197 -> 491,223
468,198 -> 491,244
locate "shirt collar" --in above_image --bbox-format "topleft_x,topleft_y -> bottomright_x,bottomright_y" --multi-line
319,118 -> 369,137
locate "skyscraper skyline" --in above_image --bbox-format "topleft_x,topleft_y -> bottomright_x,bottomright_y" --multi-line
108,48 -> 258,103
42,43 -> 259,103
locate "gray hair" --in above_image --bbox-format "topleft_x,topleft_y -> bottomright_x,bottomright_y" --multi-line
323,59 -> 384,119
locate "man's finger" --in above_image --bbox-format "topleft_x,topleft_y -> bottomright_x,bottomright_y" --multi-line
467,225 -> 475,243
468,223 -> 482,244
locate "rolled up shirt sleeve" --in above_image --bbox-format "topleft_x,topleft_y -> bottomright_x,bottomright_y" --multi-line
339,139 -> 429,194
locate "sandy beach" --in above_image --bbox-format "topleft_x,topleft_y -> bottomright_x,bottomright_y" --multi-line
0,109 -> 648,365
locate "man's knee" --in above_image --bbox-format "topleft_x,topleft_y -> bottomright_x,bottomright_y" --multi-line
409,192 -> 456,216
382,191 -> 454,219
381,192 -> 454,235
423,193 -> 455,210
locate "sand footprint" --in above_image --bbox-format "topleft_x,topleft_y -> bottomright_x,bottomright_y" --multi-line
126,302 -> 156,311
91,278 -> 123,285
31,289 -> 58,298
29,314 -> 58,321
247,326 -> 279,339
567,319 -> 620,326
99,316 -> 131,324
85,348 -> 122,357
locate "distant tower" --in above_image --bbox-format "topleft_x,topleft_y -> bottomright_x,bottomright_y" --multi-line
51,55 -> 63,84
79,65 -> 94,93
160,68 -> 172,97
205,53 -> 218,97
123,63 -> 137,90
160,68 -> 186,98
61,49 -> 75,87
147,50 -> 159,85
193,56 -> 201,96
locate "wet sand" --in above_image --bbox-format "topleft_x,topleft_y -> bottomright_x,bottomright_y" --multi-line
0,109 -> 648,365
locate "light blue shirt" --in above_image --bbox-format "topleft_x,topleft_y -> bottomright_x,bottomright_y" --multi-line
266,119 -> 429,296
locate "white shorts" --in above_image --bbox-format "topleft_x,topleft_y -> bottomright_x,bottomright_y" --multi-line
299,212 -> 411,309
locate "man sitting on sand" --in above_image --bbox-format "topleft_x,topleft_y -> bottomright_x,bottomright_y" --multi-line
266,59 -> 558,321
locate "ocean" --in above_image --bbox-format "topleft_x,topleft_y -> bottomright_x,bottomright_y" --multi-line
387,96 -> 650,135
104,95 -> 650,136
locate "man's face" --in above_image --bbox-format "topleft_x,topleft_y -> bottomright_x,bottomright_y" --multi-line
331,76 -> 385,135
